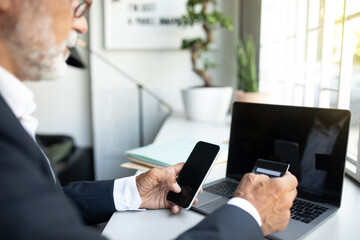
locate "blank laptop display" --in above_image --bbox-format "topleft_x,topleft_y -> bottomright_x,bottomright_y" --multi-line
192,102 -> 350,240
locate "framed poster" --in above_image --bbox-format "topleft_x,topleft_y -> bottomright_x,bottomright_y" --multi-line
103,0 -> 204,50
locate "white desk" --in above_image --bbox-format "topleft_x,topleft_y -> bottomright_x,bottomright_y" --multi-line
154,113 -> 231,146
103,115 -> 360,240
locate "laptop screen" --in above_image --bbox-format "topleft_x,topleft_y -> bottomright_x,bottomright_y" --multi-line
227,102 -> 350,206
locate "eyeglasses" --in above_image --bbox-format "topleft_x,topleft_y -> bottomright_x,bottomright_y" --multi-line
74,0 -> 92,18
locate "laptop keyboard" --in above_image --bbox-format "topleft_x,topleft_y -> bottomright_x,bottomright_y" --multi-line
291,199 -> 328,224
205,181 -> 329,224
204,180 -> 238,199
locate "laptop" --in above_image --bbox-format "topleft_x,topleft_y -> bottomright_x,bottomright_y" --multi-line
192,102 -> 350,240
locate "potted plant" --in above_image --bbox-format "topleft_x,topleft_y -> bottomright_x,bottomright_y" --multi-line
179,0 -> 234,121
235,35 -> 270,103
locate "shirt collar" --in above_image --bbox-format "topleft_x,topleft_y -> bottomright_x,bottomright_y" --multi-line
0,65 -> 38,138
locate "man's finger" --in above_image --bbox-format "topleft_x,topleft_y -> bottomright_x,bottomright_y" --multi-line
163,170 -> 181,193
171,204 -> 182,214
241,173 -> 270,186
169,182 -> 181,193
289,187 -> 298,199
166,162 -> 184,176
162,163 -> 184,193
281,171 -> 298,188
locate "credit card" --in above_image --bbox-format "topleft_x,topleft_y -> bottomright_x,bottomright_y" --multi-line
252,159 -> 290,178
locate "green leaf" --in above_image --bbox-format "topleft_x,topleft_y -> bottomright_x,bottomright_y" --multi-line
206,15 -> 217,25
181,38 -> 203,49
235,35 -> 259,92
203,58 -> 217,70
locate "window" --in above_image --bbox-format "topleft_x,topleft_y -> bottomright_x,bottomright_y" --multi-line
343,0 -> 360,180
260,0 -> 360,182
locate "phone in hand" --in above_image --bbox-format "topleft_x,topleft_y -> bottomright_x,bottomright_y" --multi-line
252,159 -> 290,178
166,141 -> 220,209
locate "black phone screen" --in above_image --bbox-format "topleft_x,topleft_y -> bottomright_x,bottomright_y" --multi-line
166,141 -> 220,209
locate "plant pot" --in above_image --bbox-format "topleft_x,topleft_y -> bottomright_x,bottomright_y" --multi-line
235,90 -> 271,104
182,86 -> 233,122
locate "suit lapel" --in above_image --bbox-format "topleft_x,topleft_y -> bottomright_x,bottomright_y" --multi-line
0,94 -> 55,181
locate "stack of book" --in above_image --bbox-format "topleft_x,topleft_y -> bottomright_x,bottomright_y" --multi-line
122,137 -> 228,171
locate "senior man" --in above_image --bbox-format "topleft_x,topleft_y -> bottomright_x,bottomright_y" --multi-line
0,0 -> 298,239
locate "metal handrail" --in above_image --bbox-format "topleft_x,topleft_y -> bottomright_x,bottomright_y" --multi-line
77,39 -> 173,146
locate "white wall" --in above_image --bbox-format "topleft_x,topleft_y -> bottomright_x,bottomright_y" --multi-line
90,0 -> 240,180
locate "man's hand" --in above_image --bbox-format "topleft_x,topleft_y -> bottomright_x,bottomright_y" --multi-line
233,172 -> 298,236
136,163 -> 200,214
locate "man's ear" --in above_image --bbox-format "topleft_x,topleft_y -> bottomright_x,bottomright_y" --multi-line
0,0 -> 11,13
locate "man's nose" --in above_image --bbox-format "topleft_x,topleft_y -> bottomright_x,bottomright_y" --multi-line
73,16 -> 88,34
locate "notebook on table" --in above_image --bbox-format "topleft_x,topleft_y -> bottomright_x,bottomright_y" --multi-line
192,102 -> 350,240
125,137 -> 228,168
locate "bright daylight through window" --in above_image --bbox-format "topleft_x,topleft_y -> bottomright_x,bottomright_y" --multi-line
260,0 -> 360,181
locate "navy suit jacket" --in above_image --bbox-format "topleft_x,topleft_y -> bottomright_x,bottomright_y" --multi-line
0,94 -> 263,239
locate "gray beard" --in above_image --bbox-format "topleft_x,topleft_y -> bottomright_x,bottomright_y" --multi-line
3,1 -> 71,81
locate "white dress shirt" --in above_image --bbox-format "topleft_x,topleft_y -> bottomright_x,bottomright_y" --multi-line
0,65 -> 261,227
0,66 -> 38,139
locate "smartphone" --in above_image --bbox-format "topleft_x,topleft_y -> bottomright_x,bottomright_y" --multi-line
166,141 -> 220,209
252,159 -> 290,178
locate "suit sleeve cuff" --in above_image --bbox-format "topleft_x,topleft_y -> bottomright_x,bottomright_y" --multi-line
113,176 -> 142,211
228,197 -> 262,227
